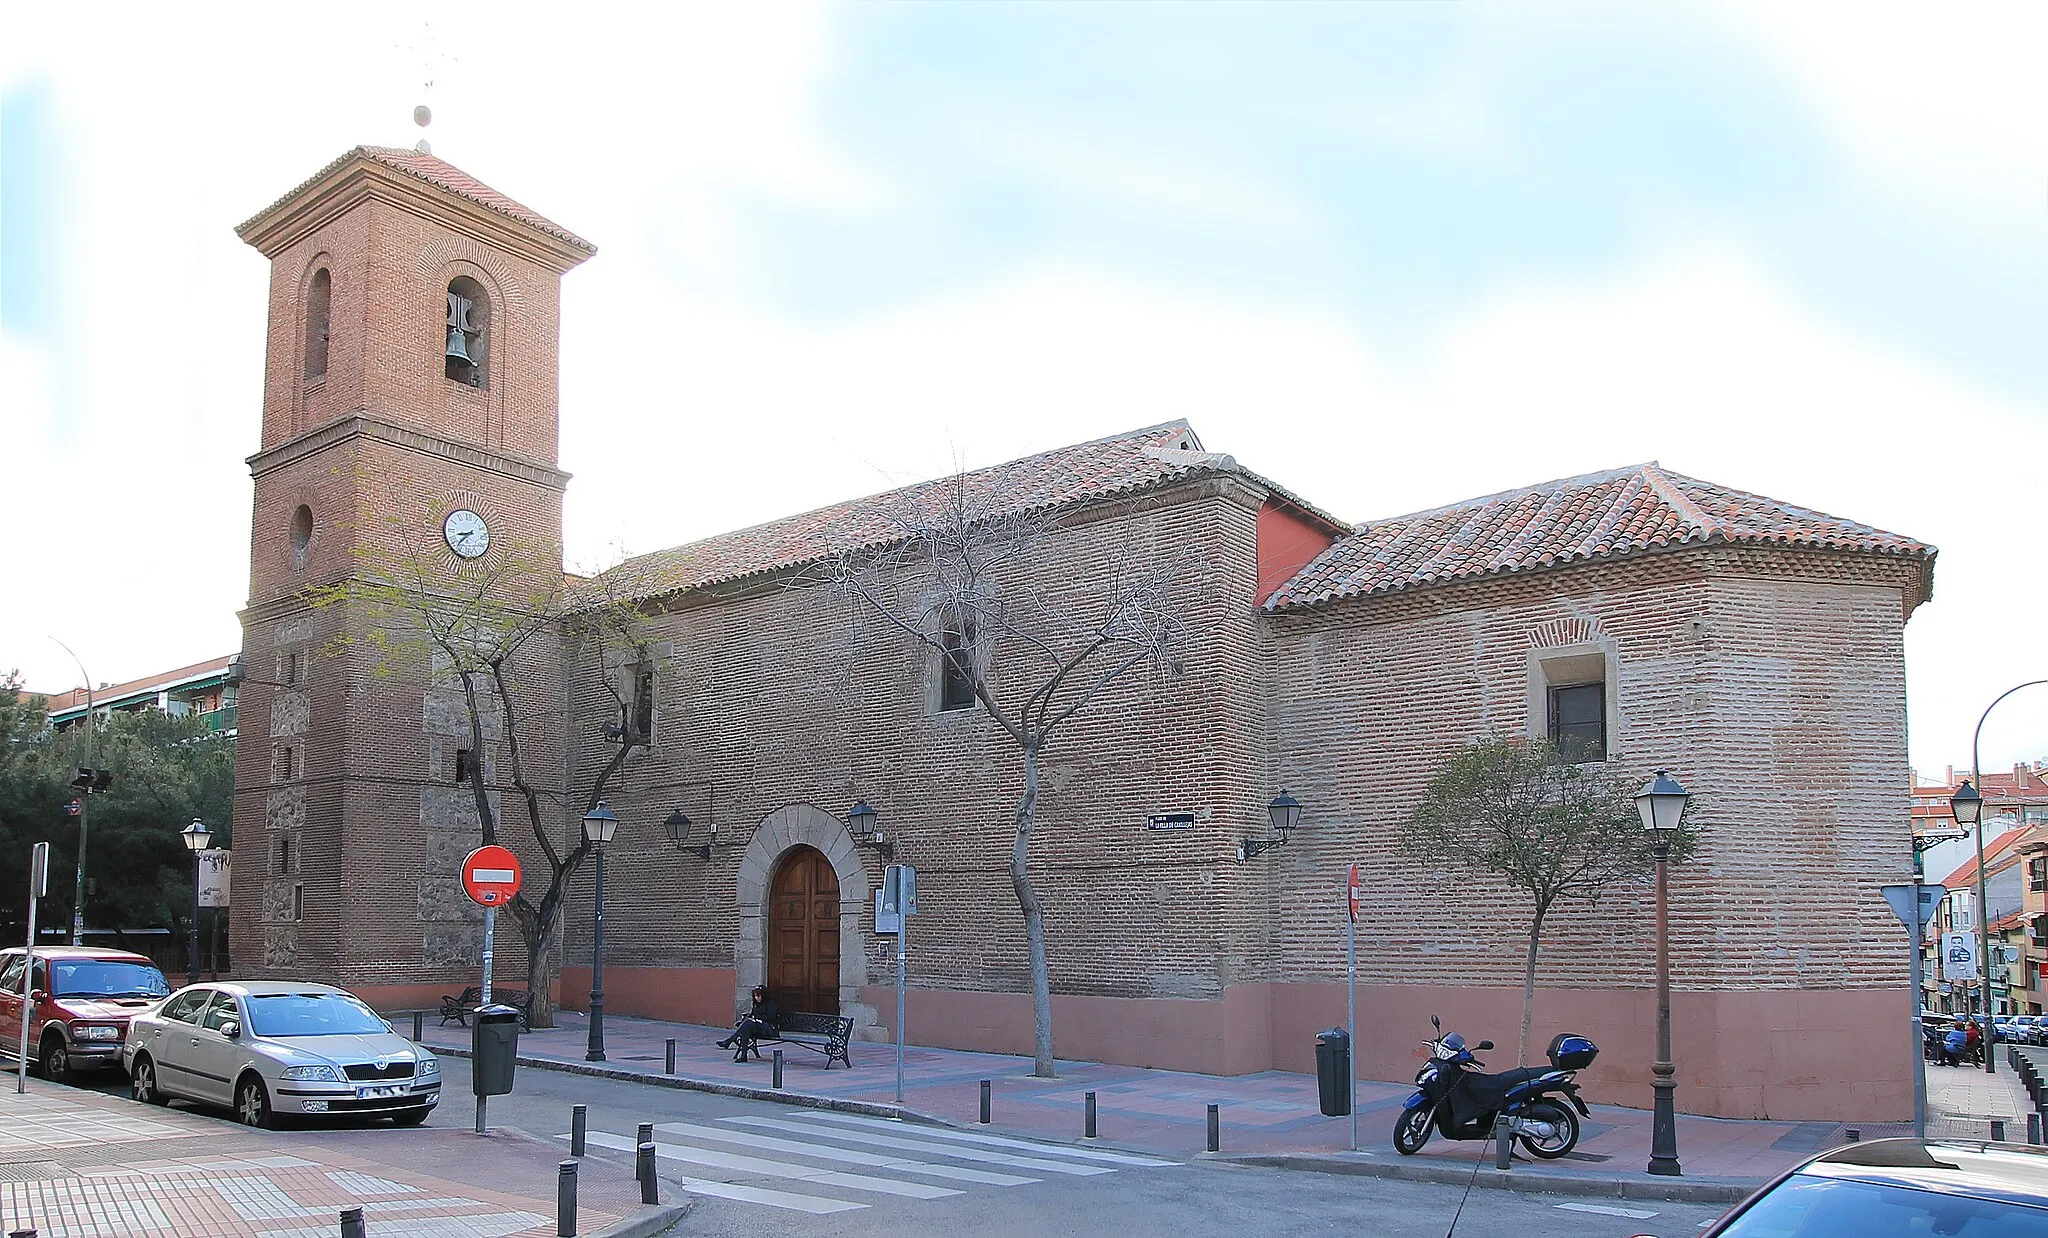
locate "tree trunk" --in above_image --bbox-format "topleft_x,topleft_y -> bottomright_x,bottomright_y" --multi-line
1519,904 -> 1548,1067
524,934 -> 557,1028
1013,741 -> 1055,1077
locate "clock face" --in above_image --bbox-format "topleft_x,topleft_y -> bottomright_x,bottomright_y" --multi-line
443,509 -> 490,558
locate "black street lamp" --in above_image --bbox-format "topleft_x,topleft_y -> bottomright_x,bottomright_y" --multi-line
180,818 -> 212,987
1239,791 -> 1305,861
582,801 -> 619,1063
664,808 -> 719,861
1956,678 -> 2048,1072
1635,770 -> 1689,1178
846,799 -> 893,860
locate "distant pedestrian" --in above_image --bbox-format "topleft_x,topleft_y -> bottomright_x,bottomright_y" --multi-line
1943,1025 -> 1967,1067
715,986 -> 780,1062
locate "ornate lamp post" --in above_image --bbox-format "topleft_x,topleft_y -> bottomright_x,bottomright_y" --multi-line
180,819 -> 211,987
1636,770 -> 1689,1177
582,801 -> 619,1063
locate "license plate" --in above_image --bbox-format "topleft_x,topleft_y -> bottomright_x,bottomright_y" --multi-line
357,1085 -> 405,1099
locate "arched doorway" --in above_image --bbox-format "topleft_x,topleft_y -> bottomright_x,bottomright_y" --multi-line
769,846 -> 840,1015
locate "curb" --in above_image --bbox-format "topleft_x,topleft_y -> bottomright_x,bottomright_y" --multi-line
1222,1153 -> 1756,1204
435,1043 -> 914,1120
588,1203 -> 690,1238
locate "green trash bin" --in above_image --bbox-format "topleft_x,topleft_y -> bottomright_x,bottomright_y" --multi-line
472,1004 -> 521,1097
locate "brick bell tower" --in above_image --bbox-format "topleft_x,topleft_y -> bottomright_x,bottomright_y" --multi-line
229,147 -> 594,1004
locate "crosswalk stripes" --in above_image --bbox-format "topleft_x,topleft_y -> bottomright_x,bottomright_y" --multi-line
556,1108 -> 1180,1216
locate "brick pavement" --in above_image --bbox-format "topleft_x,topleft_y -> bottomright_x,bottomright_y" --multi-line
423,1010 -> 1906,1187
0,1079 -> 653,1237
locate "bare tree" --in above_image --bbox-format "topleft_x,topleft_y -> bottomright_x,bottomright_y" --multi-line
312,522 -> 648,1027
824,475 -> 1198,1077
1401,736 -> 1695,1065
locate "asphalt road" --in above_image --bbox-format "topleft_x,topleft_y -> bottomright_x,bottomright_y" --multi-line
445,1059 -> 1727,1238
68,1059 -> 1728,1236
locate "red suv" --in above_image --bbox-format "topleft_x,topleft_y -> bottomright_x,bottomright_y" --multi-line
0,947 -> 173,1082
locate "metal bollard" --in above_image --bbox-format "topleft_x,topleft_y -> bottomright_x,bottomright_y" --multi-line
773,1048 -> 784,1089
1846,1127 -> 1860,1142
1495,1117 -> 1512,1169
637,1121 -> 654,1151
1991,1119 -> 2006,1142
340,1206 -> 366,1238
1206,1104 -> 1220,1153
666,1038 -> 676,1074
1084,1091 -> 1097,1139
637,1142 -> 658,1204
9,1228 -> 36,1238
570,1104 -> 587,1157
980,1079 -> 991,1124
2029,1112 -> 2042,1145
412,1011 -> 424,1041
557,1160 -> 578,1238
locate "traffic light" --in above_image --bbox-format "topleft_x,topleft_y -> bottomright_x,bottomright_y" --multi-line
69,767 -> 113,793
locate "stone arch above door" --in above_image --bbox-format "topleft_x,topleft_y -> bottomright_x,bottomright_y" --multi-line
734,804 -> 874,1033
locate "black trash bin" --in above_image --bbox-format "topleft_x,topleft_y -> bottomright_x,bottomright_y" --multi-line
472,1004 -> 521,1098
1315,1028 -> 1351,1116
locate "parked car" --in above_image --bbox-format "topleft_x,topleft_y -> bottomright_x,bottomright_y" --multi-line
2010,1014 -> 2045,1046
0,946 -> 173,1081
1662,1138 -> 2048,1237
122,981 -> 439,1128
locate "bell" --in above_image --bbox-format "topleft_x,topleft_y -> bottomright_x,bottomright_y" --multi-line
445,326 -> 475,367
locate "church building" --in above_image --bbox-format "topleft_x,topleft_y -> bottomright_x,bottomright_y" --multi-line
229,147 -> 1934,1123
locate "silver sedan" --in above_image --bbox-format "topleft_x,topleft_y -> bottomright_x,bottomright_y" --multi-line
122,981 -> 440,1128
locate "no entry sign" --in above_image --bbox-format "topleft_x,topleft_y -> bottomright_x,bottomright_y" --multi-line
462,845 -> 523,907
1347,863 -> 1360,923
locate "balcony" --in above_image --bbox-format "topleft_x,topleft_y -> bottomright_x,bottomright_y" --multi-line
200,706 -> 237,734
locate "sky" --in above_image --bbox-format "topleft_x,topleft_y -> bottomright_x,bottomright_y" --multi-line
2,1 -> 2043,777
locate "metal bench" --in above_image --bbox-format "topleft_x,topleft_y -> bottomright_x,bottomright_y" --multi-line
743,1011 -> 854,1069
439,985 -> 533,1029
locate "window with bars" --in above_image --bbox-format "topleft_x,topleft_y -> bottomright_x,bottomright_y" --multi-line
631,663 -> 656,743
1547,682 -> 1607,763
939,621 -> 977,713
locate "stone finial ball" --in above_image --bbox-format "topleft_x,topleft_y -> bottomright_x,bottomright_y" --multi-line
414,105 -> 432,127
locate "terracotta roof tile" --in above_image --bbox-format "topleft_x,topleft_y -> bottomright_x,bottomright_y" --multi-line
239,146 -> 596,254
1265,463 -> 1934,610
591,422 -> 1341,606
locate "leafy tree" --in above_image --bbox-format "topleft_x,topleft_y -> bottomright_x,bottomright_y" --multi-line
1402,736 -> 1695,1065
0,672 -> 233,958
825,479 -> 1196,1077
313,525 -> 646,1027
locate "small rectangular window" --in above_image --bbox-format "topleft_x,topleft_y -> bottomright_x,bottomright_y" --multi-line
939,622 -> 976,713
2031,858 -> 2047,893
282,652 -> 299,686
281,747 -> 299,781
631,665 -> 656,742
276,834 -> 293,875
290,885 -> 303,922
455,748 -> 473,784
1548,682 -> 1606,763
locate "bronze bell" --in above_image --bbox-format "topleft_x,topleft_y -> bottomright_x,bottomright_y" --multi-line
445,326 -> 475,367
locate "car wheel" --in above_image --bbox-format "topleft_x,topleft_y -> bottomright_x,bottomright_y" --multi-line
1517,1101 -> 1580,1159
389,1108 -> 430,1127
1393,1103 -> 1434,1155
236,1075 -> 275,1130
131,1056 -> 167,1105
39,1037 -> 71,1084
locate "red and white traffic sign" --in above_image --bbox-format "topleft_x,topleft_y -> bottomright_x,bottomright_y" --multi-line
1347,863 -> 1360,923
462,845 -> 523,907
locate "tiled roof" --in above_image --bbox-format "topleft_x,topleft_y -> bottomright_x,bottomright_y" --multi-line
591,422 -> 1342,606
38,656 -> 236,716
239,146 -> 596,254
1265,463 -> 1934,610
1941,824 -> 2042,889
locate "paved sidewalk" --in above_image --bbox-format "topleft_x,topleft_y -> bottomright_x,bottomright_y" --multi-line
0,1079 -> 671,1237
1925,1057 -> 2034,1137
420,1010 -> 1894,1197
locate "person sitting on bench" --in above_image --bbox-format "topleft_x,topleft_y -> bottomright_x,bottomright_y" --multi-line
716,986 -> 780,1062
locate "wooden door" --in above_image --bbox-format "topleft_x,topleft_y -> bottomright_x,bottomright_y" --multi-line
769,847 -> 840,1015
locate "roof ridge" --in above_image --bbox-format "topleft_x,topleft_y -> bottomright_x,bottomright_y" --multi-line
1358,462 -> 1658,530
1636,463 -> 1720,538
